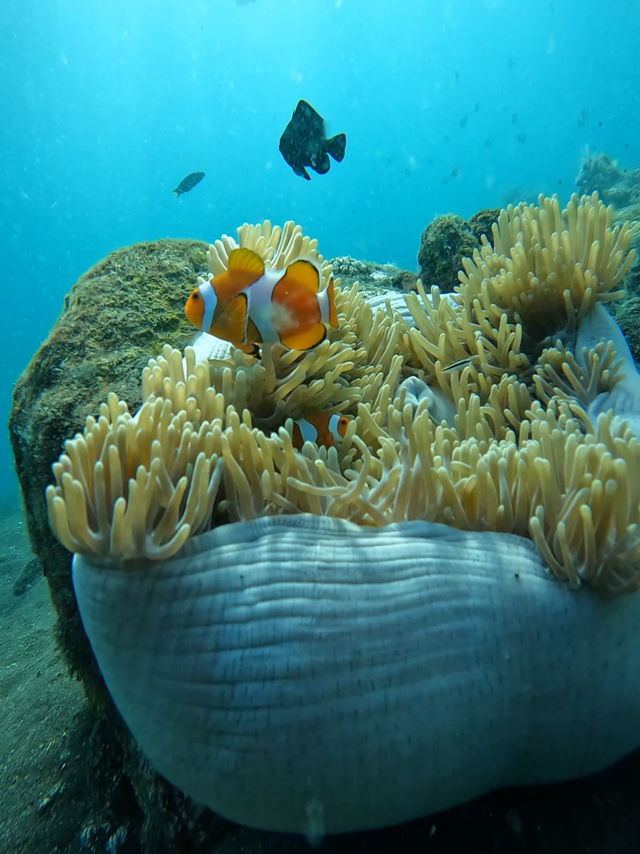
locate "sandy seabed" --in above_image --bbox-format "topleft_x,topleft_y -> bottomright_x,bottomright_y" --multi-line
0,503 -> 94,853
3,501 -> 640,854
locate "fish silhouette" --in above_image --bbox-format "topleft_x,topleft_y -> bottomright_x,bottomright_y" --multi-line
173,171 -> 205,197
279,100 -> 346,181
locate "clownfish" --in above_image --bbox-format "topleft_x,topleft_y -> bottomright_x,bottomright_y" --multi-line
185,247 -> 338,353
291,412 -> 350,450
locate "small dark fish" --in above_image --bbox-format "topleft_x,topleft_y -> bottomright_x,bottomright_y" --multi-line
173,171 -> 205,197
279,100 -> 346,181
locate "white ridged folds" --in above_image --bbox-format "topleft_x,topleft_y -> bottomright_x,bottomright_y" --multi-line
73,515 -> 640,836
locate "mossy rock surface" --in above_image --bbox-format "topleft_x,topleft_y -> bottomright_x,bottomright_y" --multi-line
8,238 -> 236,852
576,153 -> 640,209
10,238 -> 207,668
417,209 -> 499,292
331,256 -> 418,295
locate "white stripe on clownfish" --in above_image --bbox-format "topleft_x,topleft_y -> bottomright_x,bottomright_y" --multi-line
290,411 -> 351,450
315,284 -> 333,327
244,266 -> 292,344
295,417 -> 318,445
197,278 -> 218,334
326,413 -> 349,442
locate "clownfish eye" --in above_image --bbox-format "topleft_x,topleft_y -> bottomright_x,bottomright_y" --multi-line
191,291 -> 200,300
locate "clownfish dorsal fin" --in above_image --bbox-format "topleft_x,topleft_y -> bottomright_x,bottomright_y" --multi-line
284,259 -> 321,293
227,247 -> 265,277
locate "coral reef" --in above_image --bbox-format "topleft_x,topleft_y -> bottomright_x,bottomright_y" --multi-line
45,202 -> 640,836
575,153 -> 640,306
331,256 -> 418,294
576,152 -> 640,210
417,208 -> 500,291
11,198 -> 640,845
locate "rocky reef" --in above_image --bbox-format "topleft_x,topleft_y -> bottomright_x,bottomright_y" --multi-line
417,209 -> 500,291
10,239 -> 206,676
8,239 -> 234,852
576,153 -> 640,347
330,256 -> 417,294
9,225 -> 640,853
576,152 -> 640,211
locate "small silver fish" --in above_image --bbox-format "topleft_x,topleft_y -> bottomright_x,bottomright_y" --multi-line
442,356 -> 474,372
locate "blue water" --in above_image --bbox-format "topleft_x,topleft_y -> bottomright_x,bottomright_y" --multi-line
2,0 -> 640,506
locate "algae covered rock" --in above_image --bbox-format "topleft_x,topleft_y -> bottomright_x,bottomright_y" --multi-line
10,239 -> 207,664
331,256 -> 418,296
8,238 -> 235,853
576,152 -> 640,209
575,154 -> 640,302
417,208 -> 499,291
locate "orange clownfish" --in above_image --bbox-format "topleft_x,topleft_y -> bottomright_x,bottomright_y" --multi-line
185,247 -> 338,353
291,412 -> 351,450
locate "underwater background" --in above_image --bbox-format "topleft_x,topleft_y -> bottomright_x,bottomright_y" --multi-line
2,0 -> 640,505
4,3 -> 640,852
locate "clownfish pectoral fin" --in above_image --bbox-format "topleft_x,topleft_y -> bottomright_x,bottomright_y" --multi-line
280,322 -> 326,350
227,247 -> 265,277
326,278 -> 338,327
245,317 -> 262,345
212,293 -> 248,343
240,317 -> 263,356
284,259 -> 321,293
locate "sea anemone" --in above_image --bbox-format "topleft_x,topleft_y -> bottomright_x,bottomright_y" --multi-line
46,197 -> 640,836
